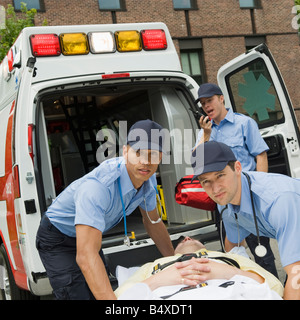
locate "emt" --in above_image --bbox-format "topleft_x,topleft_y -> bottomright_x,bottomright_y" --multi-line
36,119 -> 174,300
191,141 -> 300,300
193,83 -> 277,277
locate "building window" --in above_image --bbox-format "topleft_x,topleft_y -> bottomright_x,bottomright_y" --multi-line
13,0 -> 44,11
98,0 -> 126,11
173,0 -> 198,10
245,36 -> 266,50
179,40 -> 205,85
179,39 -> 205,85
239,0 -> 262,9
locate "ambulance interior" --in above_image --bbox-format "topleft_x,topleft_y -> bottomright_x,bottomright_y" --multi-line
36,80 -> 215,262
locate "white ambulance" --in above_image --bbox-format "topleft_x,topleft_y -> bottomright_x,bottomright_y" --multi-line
0,22 -> 299,299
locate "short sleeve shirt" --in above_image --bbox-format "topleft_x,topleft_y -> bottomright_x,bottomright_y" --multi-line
46,157 -> 157,237
224,171 -> 300,267
195,109 -> 269,171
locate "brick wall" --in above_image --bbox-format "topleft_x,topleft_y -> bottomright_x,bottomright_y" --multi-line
1,0 -> 299,123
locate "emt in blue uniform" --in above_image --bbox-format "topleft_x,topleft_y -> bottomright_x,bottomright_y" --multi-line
36,120 -> 174,300
191,141 -> 300,300
193,83 -> 277,277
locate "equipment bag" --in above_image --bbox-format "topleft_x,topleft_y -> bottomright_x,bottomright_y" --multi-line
175,175 -> 216,211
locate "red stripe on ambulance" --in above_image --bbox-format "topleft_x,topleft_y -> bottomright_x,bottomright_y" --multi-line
0,100 -> 27,290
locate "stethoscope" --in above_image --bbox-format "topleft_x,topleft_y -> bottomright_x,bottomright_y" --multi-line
117,176 -> 162,247
220,172 -> 267,258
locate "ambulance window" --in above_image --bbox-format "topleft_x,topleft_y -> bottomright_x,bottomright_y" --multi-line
225,58 -> 284,129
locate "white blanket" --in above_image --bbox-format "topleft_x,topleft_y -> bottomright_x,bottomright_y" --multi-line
117,275 -> 282,300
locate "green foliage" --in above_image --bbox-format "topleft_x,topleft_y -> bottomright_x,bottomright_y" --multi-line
0,2 -> 47,61
295,0 -> 300,32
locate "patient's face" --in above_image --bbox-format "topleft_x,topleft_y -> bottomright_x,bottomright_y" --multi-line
175,236 -> 205,255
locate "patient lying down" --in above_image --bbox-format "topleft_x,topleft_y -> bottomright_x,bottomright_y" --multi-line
115,237 -> 283,300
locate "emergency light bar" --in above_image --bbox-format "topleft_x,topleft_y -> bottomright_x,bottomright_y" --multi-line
88,32 -> 116,53
141,29 -> 167,50
60,33 -> 89,55
115,30 -> 142,52
29,29 -> 168,57
30,34 -> 61,57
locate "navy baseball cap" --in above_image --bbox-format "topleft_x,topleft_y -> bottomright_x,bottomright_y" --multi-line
191,141 -> 236,180
195,83 -> 223,103
127,119 -> 166,153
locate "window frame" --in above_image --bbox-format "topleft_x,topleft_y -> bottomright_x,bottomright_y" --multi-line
98,0 -> 126,12
173,0 -> 198,11
13,0 -> 45,12
180,49 -> 205,85
239,0 -> 262,9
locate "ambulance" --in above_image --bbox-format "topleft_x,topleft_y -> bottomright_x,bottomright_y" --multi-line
0,22 -> 299,299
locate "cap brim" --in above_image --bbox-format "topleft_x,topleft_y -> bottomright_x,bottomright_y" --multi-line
128,141 -> 165,154
191,161 -> 228,181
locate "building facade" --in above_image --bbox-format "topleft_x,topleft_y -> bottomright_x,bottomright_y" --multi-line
2,0 -> 300,123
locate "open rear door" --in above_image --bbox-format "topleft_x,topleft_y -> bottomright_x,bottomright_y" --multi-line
217,43 -> 300,178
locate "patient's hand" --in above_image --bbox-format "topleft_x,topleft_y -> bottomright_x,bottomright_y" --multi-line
176,258 -> 237,281
176,258 -> 264,284
143,258 -> 210,291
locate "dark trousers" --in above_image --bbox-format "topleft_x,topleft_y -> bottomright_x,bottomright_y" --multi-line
36,215 -> 109,300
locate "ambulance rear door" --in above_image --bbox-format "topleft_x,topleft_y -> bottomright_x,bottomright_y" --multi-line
217,43 -> 300,178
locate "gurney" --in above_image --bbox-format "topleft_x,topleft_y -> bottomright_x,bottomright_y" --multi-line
114,246 -> 283,300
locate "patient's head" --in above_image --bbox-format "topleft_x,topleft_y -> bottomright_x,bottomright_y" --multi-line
174,236 -> 206,255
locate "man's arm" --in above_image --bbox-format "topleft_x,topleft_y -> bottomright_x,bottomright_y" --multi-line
224,236 -> 247,252
76,225 -> 116,300
284,261 -> 300,300
140,207 -> 174,257
256,151 -> 268,172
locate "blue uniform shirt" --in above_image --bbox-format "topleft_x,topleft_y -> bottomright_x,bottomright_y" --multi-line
195,109 -> 269,170
223,171 -> 300,267
46,157 -> 157,237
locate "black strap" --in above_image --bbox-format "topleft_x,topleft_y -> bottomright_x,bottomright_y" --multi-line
152,252 -> 207,274
242,172 -> 261,246
152,251 -> 240,275
160,283 -> 208,300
